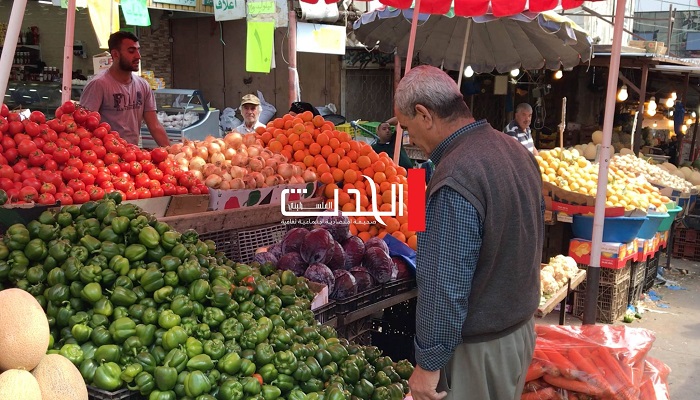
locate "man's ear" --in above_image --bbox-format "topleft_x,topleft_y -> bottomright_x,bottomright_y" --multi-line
415,104 -> 433,127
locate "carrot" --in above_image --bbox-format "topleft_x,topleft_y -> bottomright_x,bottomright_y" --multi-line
526,361 -> 547,382
541,349 -> 577,379
639,378 -> 656,400
524,379 -> 547,393
588,352 -> 622,391
594,347 -> 633,387
543,374 -> 604,397
567,348 -> 614,396
521,387 -> 557,400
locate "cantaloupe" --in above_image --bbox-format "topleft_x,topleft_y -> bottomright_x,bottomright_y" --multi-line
31,354 -> 88,400
0,288 -> 50,371
680,166 -> 693,180
592,130 -> 604,145
583,144 -> 597,160
0,369 -> 42,400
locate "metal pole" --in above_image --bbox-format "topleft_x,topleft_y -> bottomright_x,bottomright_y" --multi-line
0,0 -> 28,109
288,7 -> 298,107
394,50 -> 401,94
666,6 -> 675,53
583,0 -> 627,325
633,64 -> 648,156
456,19 -> 473,90
62,0 -> 77,103
690,106 -> 699,161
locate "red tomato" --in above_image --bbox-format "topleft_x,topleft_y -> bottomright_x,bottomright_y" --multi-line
61,185 -> 74,196
42,141 -> 57,155
92,126 -> 108,139
190,187 -> 201,195
140,160 -> 155,173
89,187 -> 105,201
43,159 -> 58,171
136,150 -> 151,162
0,104 -> 9,117
161,183 -> 177,196
94,159 -> 105,168
176,186 -> 189,195
107,164 -> 121,175
75,127 -> 91,140
92,145 -> 107,160
79,137 -> 93,150
125,188 -> 139,200
134,173 -> 150,188
8,121 -> 24,135
66,157 -> 84,170
41,171 -> 62,188
95,171 -> 112,184
99,180 -> 115,191
22,177 -> 42,191
19,170 -> 36,181
82,163 -> 99,176
29,111 -> 46,124
112,177 -> 130,192
12,160 -> 27,174
62,165 -> 80,181
53,148 -> 70,164
7,113 -> 21,123
55,192 -> 73,205
61,101 -> 76,114
129,161 -> 143,175
19,186 -> 39,202
0,118 -> 9,133
68,179 -> 86,192
122,151 -> 137,163
28,150 -> 46,167
73,108 -> 89,124
17,139 -> 37,157
196,184 -> 209,194
136,187 -> 152,199
148,180 -> 161,190
150,148 -> 168,163
115,171 -> 130,180
40,182 -> 57,195
24,121 -> 41,137
84,115 -> 100,131
36,192 -> 56,205
64,120 -> 77,133
150,187 -> 165,197
0,177 -> 14,191
178,174 -> 196,188
1,136 -> 14,150
147,168 -> 164,181
161,174 -> 177,186
72,190 -> 90,204
47,119 -> 65,133
104,152 -> 120,165
78,173 -> 96,187
0,166 -> 13,180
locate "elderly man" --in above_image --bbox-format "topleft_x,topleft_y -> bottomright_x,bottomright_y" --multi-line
235,94 -> 266,134
504,103 -> 538,155
394,65 -> 543,400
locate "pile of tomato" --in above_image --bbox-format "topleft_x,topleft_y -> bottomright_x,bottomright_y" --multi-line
0,101 -> 206,205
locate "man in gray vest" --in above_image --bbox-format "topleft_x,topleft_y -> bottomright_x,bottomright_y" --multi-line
394,65 -> 543,400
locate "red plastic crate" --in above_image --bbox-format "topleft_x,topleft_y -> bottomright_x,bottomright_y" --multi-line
672,241 -> 700,261
674,227 -> 699,244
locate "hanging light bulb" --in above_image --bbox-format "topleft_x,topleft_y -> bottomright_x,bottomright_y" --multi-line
693,111 -> 697,118
464,66 -> 474,78
682,124 -> 688,133
554,70 -> 563,80
653,122 -> 658,128
669,110 -> 674,117
665,97 -> 674,108
617,85 -> 628,101
687,117 -> 694,125
510,69 -> 520,77
647,96 -> 657,116
669,119 -> 674,127
672,91 -> 677,100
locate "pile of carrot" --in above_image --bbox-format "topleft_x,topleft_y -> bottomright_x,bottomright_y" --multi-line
521,325 -> 669,400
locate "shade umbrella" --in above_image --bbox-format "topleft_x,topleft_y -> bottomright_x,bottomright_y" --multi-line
353,8 -> 592,74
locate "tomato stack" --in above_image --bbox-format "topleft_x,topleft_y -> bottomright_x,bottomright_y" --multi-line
0,102 -> 206,205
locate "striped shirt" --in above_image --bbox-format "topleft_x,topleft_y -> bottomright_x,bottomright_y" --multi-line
414,121 -> 485,371
504,120 -> 536,154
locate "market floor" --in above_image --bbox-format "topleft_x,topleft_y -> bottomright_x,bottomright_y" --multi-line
539,254 -> 700,400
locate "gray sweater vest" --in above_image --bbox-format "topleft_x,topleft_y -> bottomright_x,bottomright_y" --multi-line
427,122 -> 544,342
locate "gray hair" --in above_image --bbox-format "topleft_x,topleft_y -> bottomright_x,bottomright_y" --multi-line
239,104 -> 262,114
515,103 -> 532,113
394,65 -> 472,121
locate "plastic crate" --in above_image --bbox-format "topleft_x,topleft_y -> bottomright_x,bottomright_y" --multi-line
643,255 -> 659,292
199,223 -> 287,264
630,261 -> 646,287
675,226 -> 700,243
380,298 -> 416,335
380,278 -> 417,299
359,121 -> 395,136
313,301 -> 337,325
628,278 -> 645,306
577,261 -> 631,285
371,322 -> 416,364
672,241 -> 700,261
572,215 -> 647,243
573,278 -> 630,324
336,314 -> 374,345
334,286 -> 383,314
88,386 -> 144,400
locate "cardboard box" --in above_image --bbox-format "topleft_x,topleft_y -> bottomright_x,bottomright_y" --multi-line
657,230 -> 669,249
92,51 -> 112,74
208,182 -> 320,211
637,237 -> 658,261
164,194 -> 210,217
308,281 -> 329,311
123,196 -> 172,218
569,238 -> 638,269
543,181 -> 595,207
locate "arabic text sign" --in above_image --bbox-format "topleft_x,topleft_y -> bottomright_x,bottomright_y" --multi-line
214,0 -> 246,21
154,0 -> 196,5
246,21 -> 275,73
121,0 -> 151,27
296,22 -> 345,55
248,1 -> 276,15
281,175 -> 405,226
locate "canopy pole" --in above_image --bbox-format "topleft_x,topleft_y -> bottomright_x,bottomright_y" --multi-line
394,50 -> 401,94
0,0 -> 28,109
456,19 -> 473,89
288,6 -> 299,106
583,0 -> 627,325
632,64 -> 648,156
62,0 -> 77,103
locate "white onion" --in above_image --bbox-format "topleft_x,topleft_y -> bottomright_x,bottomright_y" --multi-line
204,135 -> 216,144
292,165 -> 303,177
273,154 -> 288,164
230,166 -> 246,179
189,156 -> 206,171
302,169 -> 317,182
243,134 -> 257,147
202,164 -> 221,177
265,175 -> 281,187
208,141 -> 222,155
222,172 -> 232,181
194,145 -> 208,160
230,178 -> 245,189
243,175 -> 257,189
248,157 -> 264,172
277,163 -> 294,180
224,132 -> 243,149
249,172 -> 265,188
169,143 -> 183,154
219,180 -> 231,190
265,157 -> 278,169
261,166 -> 275,178
247,145 -> 262,158
260,149 -> 274,160
190,170 -> 203,181
224,147 -> 236,160
205,174 -> 222,188
210,152 -> 226,165
182,145 -> 194,159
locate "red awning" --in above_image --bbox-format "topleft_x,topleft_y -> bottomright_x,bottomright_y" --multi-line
303,0 -> 602,17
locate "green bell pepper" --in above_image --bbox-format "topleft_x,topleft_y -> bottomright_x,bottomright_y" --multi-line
193,323 -> 211,340
155,364 -> 178,391
79,358 -> 99,381
395,360 -> 414,380
202,307 -> 226,328
203,338 -> 225,361
381,366 -> 401,383
300,378 -> 324,394
128,371 -> 156,395
218,378 -> 244,400
158,309 -> 181,330
184,370 -> 212,397
4,224 -> 30,250
216,351 -> 242,375
321,362 -> 338,381
148,390 -> 176,400
111,215 -> 130,235
109,317 -> 136,343
164,348 -> 188,373
361,364 -> 376,382
274,350 -> 298,375
59,343 -> 84,365
340,360 -> 360,384
108,255 -> 130,276
162,326 -> 188,351
374,371 -> 392,387
121,363 -> 144,384
178,261 -> 201,284
271,373 -> 295,393
94,297 -> 114,317
90,326 -> 113,346
125,244 -> 148,262
80,281 -> 103,303
293,362 -> 313,382
71,323 -> 93,343
153,286 -> 174,303
139,226 -> 161,249
94,344 -> 121,363
93,361 -> 123,391
135,323 -> 156,347
187,354 -> 215,372
170,295 -> 194,317
79,264 -> 102,284
185,336 -> 204,358
258,363 -> 278,384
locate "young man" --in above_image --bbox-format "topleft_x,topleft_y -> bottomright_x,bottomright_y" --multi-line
504,103 -> 538,155
80,31 -> 169,147
235,94 -> 266,134
371,122 -> 414,169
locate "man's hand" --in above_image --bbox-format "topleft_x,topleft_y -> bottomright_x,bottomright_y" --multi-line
408,365 -> 448,400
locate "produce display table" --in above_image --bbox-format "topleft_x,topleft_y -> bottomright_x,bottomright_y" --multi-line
536,269 -> 587,325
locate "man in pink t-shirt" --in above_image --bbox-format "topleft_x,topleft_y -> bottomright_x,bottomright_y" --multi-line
80,31 -> 169,147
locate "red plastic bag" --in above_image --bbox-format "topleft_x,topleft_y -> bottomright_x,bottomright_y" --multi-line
521,325 -> 660,399
639,357 -> 671,400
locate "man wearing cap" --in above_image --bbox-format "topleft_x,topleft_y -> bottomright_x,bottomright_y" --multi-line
235,94 -> 266,134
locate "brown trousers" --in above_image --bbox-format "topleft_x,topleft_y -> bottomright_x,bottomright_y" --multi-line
437,318 -> 535,400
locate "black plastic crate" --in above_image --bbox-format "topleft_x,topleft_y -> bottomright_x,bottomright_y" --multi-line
371,325 -> 416,364
313,301 -> 336,325
577,261 -> 630,285
380,278 -> 417,299
573,278 -> 630,324
334,286 -> 383,314
199,223 -> 287,264
336,315 -> 374,344
88,386 -> 144,400
381,298 -> 416,335
643,255 -> 660,292
630,261 -> 646,287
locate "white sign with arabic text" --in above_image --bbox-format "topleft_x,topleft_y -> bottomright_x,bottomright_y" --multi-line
214,0 -> 246,21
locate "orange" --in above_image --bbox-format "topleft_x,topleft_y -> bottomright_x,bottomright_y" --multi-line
336,190 -> 351,206
320,172 -> 334,185
357,155 -> 372,169
255,126 -> 267,135
374,172 -> 387,184
385,165 -> 397,178
338,158 -> 351,171
343,183 -> 355,191
397,166 -> 408,177
313,115 -> 325,127
275,133 -> 289,146
384,217 -> 401,234
354,217 -> 370,232
273,118 -> 285,129
268,140 -> 283,153
313,155 -> 326,168
358,231 -> 372,242
378,231 -> 388,239
303,155 -> 315,167
334,148 -> 346,158
260,131 -> 273,144
317,163 -> 331,175
379,181 -> 392,192
284,119 -> 294,130
350,163 -> 360,172
340,142 -> 351,152
343,202 -> 357,212
381,190 -> 395,206
400,223 -> 415,239
391,231 -> 407,243
291,123 -> 304,135
380,203 -> 393,212
329,137 -> 341,149
316,132 -> 330,146
346,150 -> 359,162
368,225 -> 379,237
323,183 -> 338,198
344,169 -> 358,184
280,149 -> 293,161
349,223 -> 358,236
292,140 -> 306,152
349,140 -> 361,153
300,111 -> 313,122
331,168 -> 344,183
287,133 -> 300,143
362,167 -> 375,178
293,150 -> 306,162
292,117 -> 304,125
321,145 -> 334,158
396,212 -> 408,226
338,131 -> 351,143
327,153 -> 340,167
300,132 -> 314,146
359,194 -> 370,209
373,160 -> 387,173
407,234 -> 417,250
309,142 -> 322,155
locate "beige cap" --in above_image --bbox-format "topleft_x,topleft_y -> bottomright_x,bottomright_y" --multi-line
241,94 -> 260,106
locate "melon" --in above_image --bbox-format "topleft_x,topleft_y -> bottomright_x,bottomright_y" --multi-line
661,162 -> 676,172
680,166 -> 693,180
31,354 -> 88,400
689,171 -> 700,186
592,130 -> 604,145
0,288 -> 50,371
673,169 -> 686,179
583,144 -> 597,160
619,148 -> 634,156
0,369 -> 42,400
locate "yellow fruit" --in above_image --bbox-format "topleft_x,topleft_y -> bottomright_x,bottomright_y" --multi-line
32,354 -> 88,400
0,288 -> 50,371
0,369 -> 42,400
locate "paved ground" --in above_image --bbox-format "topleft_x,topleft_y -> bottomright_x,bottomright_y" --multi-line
539,252 -> 700,399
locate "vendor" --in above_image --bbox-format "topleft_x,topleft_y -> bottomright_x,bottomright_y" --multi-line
504,103 -> 538,155
289,101 -> 320,117
372,122 -> 414,169
235,94 -> 266,134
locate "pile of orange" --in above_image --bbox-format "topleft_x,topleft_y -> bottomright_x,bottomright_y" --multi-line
257,111 -> 417,250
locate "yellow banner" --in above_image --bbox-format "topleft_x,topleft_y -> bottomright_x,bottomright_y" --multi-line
87,0 -> 119,49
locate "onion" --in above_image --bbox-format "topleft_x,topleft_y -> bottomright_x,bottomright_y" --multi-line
243,134 -> 257,147
273,154 -> 288,164
222,172 -> 232,181
250,172 -> 265,188
219,180 -> 231,190
238,147 -> 248,158
190,170 -> 203,181
261,166 -> 275,178
302,169 -> 317,182
260,149 -> 274,160
169,143 -> 183,154
243,175 -> 257,189
189,156 -> 206,171
208,141 -> 222,155
203,163 -> 221,177
224,132 -> 243,149
211,152 -> 226,165
251,157 -> 266,172
247,145 -> 262,158
204,135 -> 216,144
265,175 -> 280,186
194,145 -> 208,160
230,166 -> 246,179
205,174 -> 222,188
277,163 -> 294,180
265,157 -> 278,169
230,178 -> 245,189
182,145 -> 194,159
224,147 -> 236,160
292,164 -> 304,177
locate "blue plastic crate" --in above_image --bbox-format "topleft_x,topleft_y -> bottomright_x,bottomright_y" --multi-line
572,215 -> 647,243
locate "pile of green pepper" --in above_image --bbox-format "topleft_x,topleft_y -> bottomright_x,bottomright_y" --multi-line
0,195 -> 414,400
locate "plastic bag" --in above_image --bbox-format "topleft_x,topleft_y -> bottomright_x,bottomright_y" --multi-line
522,325 -> 658,399
382,234 -> 416,273
257,90 -> 276,125
639,357 -> 671,400
220,107 -> 241,132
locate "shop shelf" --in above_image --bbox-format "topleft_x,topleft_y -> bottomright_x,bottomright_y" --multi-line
576,261 -> 631,285
88,386 -> 144,400
573,278 -> 630,324
572,215 -> 647,243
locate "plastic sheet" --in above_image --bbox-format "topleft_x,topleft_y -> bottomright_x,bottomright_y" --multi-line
522,325 -> 669,399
